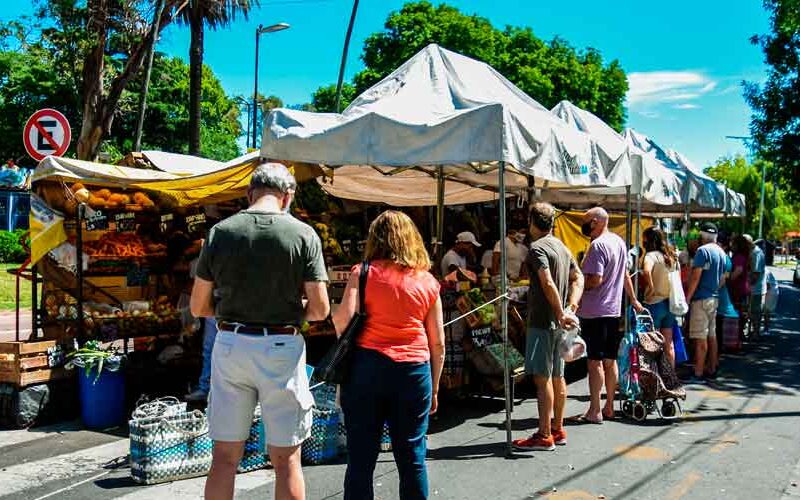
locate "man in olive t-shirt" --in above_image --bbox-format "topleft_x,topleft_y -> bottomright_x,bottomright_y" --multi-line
191,163 -> 329,500
513,202 -> 583,453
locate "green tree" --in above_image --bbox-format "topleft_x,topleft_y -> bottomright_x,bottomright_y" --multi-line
744,0 -> 800,190
311,1 -> 628,130
0,30 -> 241,163
311,84 -> 357,112
707,155 -> 800,238
176,0 -> 258,155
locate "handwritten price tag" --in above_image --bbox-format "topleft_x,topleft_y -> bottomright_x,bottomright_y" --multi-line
160,213 -> 174,234
185,213 -> 206,234
115,212 -> 136,232
468,326 -> 495,348
86,210 -> 108,231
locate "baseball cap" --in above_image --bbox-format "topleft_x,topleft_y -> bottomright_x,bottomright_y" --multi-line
700,222 -> 718,234
456,231 -> 481,247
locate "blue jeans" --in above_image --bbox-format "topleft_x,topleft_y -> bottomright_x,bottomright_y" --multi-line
198,318 -> 217,394
341,348 -> 432,500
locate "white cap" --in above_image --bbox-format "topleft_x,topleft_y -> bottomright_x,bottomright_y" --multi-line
456,231 -> 481,247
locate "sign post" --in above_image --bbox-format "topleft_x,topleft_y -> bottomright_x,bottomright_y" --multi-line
23,109 -> 72,162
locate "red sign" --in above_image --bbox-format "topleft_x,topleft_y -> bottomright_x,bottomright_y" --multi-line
23,108 -> 72,162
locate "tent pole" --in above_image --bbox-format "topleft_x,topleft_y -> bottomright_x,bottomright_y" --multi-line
635,193 -> 642,296
499,161 -> 512,457
625,186 -> 632,336
436,166 -> 445,263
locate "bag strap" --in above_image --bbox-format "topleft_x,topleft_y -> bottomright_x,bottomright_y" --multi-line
358,260 -> 370,314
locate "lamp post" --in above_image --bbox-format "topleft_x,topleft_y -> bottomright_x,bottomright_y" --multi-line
253,22 -> 290,149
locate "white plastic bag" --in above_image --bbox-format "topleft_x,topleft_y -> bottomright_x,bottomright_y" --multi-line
558,325 -> 586,362
765,271 -> 779,313
668,269 -> 689,316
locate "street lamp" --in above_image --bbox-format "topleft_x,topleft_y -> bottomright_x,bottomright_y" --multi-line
253,22 -> 290,150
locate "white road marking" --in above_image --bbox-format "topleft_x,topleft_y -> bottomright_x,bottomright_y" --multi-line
0,438 -> 129,496
115,469 -> 274,499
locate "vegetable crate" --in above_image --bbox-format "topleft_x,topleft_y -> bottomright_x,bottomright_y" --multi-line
0,341 -> 69,388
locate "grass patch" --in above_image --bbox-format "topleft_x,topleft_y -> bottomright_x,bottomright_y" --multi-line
0,263 -> 32,311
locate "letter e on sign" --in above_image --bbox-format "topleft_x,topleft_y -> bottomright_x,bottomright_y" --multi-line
23,109 -> 72,162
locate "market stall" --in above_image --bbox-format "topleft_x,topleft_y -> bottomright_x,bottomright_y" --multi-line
262,43 -> 631,454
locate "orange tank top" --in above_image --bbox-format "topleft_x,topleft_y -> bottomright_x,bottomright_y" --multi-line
356,261 -> 440,363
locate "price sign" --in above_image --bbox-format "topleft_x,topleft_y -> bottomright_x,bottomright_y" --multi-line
85,209 -> 108,231
126,265 -> 149,286
115,212 -> 136,232
160,213 -> 174,234
341,239 -> 352,255
468,326 -> 495,348
185,213 -> 206,234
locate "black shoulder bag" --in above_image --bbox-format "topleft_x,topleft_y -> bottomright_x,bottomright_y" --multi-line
316,261 -> 369,384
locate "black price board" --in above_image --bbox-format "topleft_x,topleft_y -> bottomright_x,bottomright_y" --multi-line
126,265 -> 149,287
468,326 -> 495,348
159,213 -> 174,234
85,209 -> 108,231
115,212 -> 136,232
185,213 -> 206,234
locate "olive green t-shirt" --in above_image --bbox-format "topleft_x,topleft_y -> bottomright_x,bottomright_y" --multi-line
195,210 -> 328,326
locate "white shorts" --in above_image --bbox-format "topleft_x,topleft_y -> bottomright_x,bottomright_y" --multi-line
208,330 -> 314,447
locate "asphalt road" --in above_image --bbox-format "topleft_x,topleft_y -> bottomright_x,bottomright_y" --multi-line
1,267 -> 798,500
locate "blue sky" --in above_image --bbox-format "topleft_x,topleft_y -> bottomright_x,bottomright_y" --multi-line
2,1 -> 769,168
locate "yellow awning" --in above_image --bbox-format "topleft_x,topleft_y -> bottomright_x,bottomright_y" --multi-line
33,155 -> 326,208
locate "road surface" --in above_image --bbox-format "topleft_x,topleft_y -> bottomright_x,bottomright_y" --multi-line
1,267 -> 798,500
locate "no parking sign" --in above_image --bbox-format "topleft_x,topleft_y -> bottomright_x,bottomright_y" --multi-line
23,108 -> 72,162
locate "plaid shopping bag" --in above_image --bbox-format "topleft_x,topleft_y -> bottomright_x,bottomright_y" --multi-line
129,410 -> 213,485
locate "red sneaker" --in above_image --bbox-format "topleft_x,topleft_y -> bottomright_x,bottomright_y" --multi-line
552,428 -> 567,446
512,432 -> 555,451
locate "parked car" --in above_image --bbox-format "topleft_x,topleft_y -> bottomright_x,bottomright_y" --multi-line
794,261 -> 800,287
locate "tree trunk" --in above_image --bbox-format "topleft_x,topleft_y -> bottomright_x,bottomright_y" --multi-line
188,5 -> 204,156
77,0 -> 173,161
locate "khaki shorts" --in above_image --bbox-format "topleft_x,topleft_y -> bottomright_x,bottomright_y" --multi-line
689,298 -> 719,340
208,330 -> 314,447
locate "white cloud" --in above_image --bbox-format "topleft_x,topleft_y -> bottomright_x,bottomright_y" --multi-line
627,71 -> 716,106
673,103 -> 700,110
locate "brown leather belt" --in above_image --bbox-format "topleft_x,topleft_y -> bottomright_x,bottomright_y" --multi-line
217,322 -> 298,336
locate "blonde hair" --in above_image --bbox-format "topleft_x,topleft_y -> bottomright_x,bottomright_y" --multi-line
365,210 -> 431,271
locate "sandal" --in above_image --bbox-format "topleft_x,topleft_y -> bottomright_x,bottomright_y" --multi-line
565,413 -> 603,425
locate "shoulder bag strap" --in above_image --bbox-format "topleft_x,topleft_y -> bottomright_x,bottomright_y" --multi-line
358,260 -> 370,314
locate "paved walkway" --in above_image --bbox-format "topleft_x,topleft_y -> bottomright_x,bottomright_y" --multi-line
0,267 -> 798,499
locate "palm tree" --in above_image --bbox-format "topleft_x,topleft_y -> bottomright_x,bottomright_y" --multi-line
177,0 -> 258,156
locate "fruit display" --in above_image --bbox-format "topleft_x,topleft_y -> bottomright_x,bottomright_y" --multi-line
313,222 -> 344,261
44,291 -> 79,320
82,233 -> 166,258
65,183 -> 156,213
83,296 -> 181,341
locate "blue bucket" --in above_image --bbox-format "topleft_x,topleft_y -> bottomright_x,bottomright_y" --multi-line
78,368 -> 126,429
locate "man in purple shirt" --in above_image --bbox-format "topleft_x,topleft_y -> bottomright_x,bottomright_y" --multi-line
575,208 -> 643,424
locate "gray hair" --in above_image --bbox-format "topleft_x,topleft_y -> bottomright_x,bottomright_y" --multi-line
250,162 -> 297,194
700,230 -> 718,244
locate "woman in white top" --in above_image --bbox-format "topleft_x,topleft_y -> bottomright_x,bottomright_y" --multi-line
641,227 -> 679,367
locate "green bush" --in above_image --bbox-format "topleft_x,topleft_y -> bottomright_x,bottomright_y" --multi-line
0,229 -> 28,263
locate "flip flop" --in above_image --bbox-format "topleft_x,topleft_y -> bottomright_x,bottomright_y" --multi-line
602,410 -> 616,421
565,414 -> 603,425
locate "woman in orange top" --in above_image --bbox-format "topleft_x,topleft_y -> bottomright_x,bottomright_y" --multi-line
333,210 -> 445,500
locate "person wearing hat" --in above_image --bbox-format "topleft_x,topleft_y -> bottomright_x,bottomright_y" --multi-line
686,222 -> 727,384
441,231 -> 481,276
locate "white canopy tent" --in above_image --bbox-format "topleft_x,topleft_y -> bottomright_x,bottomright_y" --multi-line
623,129 -> 744,216
548,101 -> 684,213
262,43 -> 632,454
